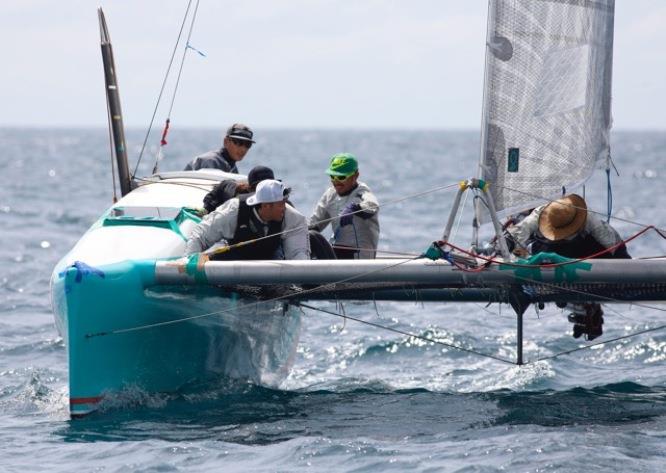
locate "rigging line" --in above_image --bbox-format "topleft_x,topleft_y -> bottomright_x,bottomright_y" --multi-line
526,323 -> 666,365
337,246 -> 422,258
165,0 -> 201,120
509,273 -> 666,315
295,302 -> 516,365
637,255 -> 666,260
498,184 -> 666,233
85,255 -> 423,338
606,167 -> 613,223
313,181 -> 460,232
442,225 -> 657,270
133,176 -> 212,192
204,182 -> 463,257
442,238 -> 666,319
134,179 -> 460,233
133,0 -> 194,178
455,268 -> 666,363
445,241 -> 666,313
490,266 -> 666,324
151,0 -> 202,175
602,303 -> 636,322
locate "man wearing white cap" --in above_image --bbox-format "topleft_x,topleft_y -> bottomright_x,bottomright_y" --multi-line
185,179 -> 309,260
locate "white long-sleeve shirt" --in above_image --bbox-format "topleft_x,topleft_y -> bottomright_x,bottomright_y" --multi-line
308,182 -> 380,259
185,198 -> 310,259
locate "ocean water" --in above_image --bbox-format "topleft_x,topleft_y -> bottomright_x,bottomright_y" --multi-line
1,127 -> 666,472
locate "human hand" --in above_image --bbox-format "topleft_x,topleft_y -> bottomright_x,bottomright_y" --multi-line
512,247 -> 529,258
339,203 -> 360,226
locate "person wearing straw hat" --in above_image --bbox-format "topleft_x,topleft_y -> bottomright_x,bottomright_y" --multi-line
185,179 -> 309,260
506,194 -> 630,259
308,153 -> 380,259
184,123 -> 256,172
505,193 -> 631,340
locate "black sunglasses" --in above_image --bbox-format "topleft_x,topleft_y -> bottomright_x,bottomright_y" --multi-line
231,138 -> 253,149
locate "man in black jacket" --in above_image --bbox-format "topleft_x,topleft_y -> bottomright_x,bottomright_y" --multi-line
184,123 -> 255,172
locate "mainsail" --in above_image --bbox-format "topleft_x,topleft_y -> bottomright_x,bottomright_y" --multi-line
477,0 -> 615,220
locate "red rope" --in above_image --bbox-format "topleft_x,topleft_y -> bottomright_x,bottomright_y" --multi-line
439,225 -> 661,272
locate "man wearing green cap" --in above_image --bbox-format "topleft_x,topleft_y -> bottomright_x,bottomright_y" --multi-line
309,153 -> 380,259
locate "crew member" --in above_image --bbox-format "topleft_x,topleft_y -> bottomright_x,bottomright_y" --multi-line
506,194 -> 630,340
186,179 -> 309,260
203,165 -> 274,213
184,123 -> 255,172
309,153 -> 379,259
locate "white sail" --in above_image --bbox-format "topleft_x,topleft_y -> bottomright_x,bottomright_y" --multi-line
477,0 -> 615,220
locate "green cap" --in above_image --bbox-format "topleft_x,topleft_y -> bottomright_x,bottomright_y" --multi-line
325,153 -> 358,177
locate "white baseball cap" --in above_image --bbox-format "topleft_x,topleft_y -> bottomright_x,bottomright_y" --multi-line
246,179 -> 291,206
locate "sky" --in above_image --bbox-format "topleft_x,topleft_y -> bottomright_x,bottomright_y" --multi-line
0,1 -> 664,130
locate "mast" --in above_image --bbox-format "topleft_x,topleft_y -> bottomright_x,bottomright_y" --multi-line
98,8 -> 132,197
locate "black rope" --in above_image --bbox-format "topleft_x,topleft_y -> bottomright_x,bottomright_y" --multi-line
498,184 -> 666,234
164,0 -> 201,120
150,0 -> 202,175
526,323 -> 666,365
501,271 -> 666,363
85,256 -> 424,338
295,302 -> 516,365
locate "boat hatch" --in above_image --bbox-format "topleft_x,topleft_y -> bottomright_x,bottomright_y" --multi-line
102,206 -> 201,240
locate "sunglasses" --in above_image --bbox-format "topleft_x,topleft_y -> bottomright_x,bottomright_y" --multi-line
330,174 -> 352,182
231,138 -> 252,149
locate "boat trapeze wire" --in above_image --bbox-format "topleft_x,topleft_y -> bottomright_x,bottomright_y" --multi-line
151,0 -> 203,175
179,180 -> 462,259
497,184 -> 666,235
134,0 -> 195,178
295,302 -> 516,365
84,255 -> 424,339
526,322 -> 666,365
437,224 -> 666,275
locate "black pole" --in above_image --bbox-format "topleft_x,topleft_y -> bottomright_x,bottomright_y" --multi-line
98,8 -> 132,197
516,312 -> 524,365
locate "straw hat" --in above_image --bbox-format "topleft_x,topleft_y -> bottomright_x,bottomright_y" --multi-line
538,194 -> 587,241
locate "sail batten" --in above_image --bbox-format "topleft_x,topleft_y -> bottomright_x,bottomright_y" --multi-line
477,0 -> 615,220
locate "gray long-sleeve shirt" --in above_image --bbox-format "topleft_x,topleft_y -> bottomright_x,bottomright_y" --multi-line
308,182 -> 379,259
507,204 -> 624,252
185,198 -> 310,259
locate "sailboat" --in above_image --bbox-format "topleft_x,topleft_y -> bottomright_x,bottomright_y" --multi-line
51,1 -> 666,417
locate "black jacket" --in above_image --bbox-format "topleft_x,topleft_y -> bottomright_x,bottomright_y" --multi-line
184,148 -> 238,172
203,180 -> 240,213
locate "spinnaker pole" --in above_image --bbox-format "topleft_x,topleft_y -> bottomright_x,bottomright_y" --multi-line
98,8 -> 132,197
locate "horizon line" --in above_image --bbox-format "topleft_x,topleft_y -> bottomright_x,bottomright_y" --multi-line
0,125 -> 664,133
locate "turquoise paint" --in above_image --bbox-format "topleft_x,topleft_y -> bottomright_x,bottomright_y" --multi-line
185,253 -> 209,283
53,257 -> 300,416
499,252 -> 592,283
58,259 -> 226,413
101,207 -> 202,241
